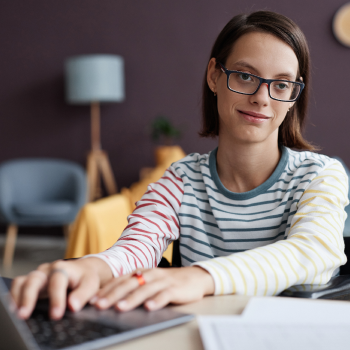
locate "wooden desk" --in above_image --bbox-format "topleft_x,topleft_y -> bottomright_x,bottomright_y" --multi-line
107,295 -> 251,350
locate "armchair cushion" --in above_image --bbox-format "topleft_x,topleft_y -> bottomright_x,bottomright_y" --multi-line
13,201 -> 75,217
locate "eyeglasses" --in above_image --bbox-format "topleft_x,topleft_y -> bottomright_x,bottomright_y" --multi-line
218,62 -> 305,102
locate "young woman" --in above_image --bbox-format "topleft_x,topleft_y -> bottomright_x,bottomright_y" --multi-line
11,11 -> 348,320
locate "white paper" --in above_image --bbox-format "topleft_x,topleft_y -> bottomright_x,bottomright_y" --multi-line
242,296 -> 350,323
198,297 -> 350,350
198,316 -> 350,350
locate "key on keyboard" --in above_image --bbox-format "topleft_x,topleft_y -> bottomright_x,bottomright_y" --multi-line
26,311 -> 128,350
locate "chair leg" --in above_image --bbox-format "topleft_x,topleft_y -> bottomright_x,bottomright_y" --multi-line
3,224 -> 18,271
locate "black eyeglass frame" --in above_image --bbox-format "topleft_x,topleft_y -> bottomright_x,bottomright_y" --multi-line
218,62 -> 305,103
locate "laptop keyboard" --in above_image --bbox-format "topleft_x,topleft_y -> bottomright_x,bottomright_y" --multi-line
26,312 -> 128,350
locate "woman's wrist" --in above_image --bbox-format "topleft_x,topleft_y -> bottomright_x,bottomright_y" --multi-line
76,257 -> 113,285
189,266 -> 215,296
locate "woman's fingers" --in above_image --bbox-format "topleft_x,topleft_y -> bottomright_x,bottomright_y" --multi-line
10,258 -> 111,320
94,270 -> 163,310
11,275 -> 27,307
91,273 -> 135,302
115,280 -> 169,311
11,265 -> 212,320
94,277 -> 141,309
92,271 -> 143,304
47,270 -> 69,320
46,260 -> 103,317
113,267 -> 212,312
17,270 -> 48,319
144,289 -> 173,311
67,272 -> 100,313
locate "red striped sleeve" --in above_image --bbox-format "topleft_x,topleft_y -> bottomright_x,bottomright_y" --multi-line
124,252 -> 130,265
165,168 -> 182,182
160,176 -> 184,194
135,202 -> 155,210
157,182 -> 181,206
120,242 -> 151,266
171,215 -> 180,229
138,198 -> 168,207
118,235 -> 157,262
120,246 -> 144,267
161,219 -> 175,239
124,221 -> 139,230
150,187 -> 174,209
103,254 -> 122,275
130,213 -> 164,249
152,210 -> 177,239
121,231 -> 154,242
90,164 -> 184,276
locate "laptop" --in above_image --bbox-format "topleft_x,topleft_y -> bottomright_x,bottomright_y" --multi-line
0,277 -> 194,350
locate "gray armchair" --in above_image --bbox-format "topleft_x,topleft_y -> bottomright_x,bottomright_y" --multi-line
0,158 -> 87,269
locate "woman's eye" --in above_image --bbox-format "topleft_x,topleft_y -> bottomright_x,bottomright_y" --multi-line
275,83 -> 288,90
239,73 -> 251,81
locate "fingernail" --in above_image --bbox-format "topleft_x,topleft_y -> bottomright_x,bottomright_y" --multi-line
18,306 -> 28,318
97,298 -> 108,308
70,298 -> 80,311
89,296 -> 98,305
117,300 -> 128,310
51,307 -> 61,319
146,300 -> 156,310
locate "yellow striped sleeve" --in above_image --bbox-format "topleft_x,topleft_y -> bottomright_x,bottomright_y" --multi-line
193,160 -> 348,296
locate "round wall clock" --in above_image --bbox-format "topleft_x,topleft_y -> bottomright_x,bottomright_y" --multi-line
333,2 -> 350,47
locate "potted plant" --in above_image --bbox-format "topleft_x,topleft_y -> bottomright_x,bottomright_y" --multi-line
150,116 -> 181,145
150,116 -> 185,167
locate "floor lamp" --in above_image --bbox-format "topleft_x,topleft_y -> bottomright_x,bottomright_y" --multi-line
65,55 -> 125,201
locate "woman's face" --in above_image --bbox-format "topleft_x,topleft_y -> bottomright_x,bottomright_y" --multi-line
207,31 -> 299,145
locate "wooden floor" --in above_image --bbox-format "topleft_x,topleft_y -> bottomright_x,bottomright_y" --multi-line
0,234 -> 66,278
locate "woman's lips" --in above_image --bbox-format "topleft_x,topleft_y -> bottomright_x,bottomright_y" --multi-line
238,110 -> 270,124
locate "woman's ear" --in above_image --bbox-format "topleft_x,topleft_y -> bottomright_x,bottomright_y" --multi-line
206,58 -> 221,94
288,76 -> 303,110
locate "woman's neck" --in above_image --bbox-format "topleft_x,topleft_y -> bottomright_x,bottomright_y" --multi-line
216,137 -> 281,193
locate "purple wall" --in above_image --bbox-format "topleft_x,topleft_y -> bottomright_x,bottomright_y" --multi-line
0,0 -> 349,189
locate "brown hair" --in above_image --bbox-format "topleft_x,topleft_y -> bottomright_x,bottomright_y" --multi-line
199,11 -> 317,151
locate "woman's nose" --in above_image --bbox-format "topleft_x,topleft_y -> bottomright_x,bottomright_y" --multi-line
250,83 -> 270,105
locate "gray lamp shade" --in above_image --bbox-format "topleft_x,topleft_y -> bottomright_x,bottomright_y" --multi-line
65,54 -> 125,104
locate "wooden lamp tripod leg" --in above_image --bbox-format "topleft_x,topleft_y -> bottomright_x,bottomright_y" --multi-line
97,151 -> 117,195
87,102 -> 118,201
87,150 -> 100,202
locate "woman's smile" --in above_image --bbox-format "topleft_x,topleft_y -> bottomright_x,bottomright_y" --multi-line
238,110 -> 271,124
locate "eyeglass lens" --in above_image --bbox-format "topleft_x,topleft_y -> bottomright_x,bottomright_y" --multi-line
228,72 -> 301,101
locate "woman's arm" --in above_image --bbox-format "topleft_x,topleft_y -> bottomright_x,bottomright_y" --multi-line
10,166 -> 186,319
86,167 -> 184,275
193,161 -> 348,296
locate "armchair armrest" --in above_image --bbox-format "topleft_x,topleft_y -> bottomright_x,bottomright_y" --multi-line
279,275 -> 350,300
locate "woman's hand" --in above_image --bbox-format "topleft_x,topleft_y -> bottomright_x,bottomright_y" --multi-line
91,266 -> 215,312
10,257 -> 113,320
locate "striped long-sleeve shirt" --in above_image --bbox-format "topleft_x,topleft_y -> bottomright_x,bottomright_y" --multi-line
91,146 -> 349,296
